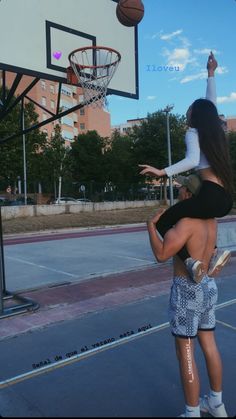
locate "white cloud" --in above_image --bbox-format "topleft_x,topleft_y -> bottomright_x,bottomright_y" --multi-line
194,48 -> 219,55
151,31 -> 162,40
163,47 -> 193,71
179,36 -> 191,48
159,31 -> 225,82
216,66 -> 228,75
180,65 -> 228,84
179,60 -> 229,84
147,96 -> 157,100
217,92 -> 236,104
160,32 -> 198,72
180,70 -> 207,83
160,29 -> 183,41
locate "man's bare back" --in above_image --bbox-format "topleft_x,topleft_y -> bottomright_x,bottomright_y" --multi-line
146,209 -> 217,279
173,217 -> 217,278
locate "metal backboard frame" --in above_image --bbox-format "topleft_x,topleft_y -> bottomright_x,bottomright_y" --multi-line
0,0 -> 139,99
0,0 -> 140,318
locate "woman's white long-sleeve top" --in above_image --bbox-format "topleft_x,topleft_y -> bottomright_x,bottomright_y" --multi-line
164,77 -> 216,177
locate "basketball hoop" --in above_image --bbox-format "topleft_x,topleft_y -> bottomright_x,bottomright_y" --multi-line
67,46 -> 121,108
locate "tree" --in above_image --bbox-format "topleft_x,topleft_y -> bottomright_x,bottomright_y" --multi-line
103,130 -> 138,199
41,124 -> 71,197
70,130 -> 105,199
131,111 -> 186,202
132,111 -> 186,171
0,90 -> 47,193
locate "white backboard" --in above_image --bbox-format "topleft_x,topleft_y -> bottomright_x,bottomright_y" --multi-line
0,0 -> 139,98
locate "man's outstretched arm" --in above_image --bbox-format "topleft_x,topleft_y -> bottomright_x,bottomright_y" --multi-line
147,209 -> 192,262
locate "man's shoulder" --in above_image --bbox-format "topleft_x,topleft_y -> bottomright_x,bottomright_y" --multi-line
176,217 -> 217,238
176,217 -> 206,233
177,217 -> 202,225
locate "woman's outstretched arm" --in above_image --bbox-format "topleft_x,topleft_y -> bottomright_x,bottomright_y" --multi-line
139,128 -> 200,178
206,51 -> 217,106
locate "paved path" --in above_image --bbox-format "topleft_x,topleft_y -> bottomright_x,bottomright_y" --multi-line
0,260 -> 235,417
0,219 -> 235,417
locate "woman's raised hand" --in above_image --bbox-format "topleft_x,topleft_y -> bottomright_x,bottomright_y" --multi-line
138,164 -> 166,178
207,51 -> 218,76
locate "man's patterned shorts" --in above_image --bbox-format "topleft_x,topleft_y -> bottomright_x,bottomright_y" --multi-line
168,275 -> 218,338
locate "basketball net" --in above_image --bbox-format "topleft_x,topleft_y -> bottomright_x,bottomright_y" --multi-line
68,46 -> 121,109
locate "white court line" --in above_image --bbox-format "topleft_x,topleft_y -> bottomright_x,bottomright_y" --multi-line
0,322 -> 169,389
215,298 -> 236,330
215,298 -> 236,310
216,320 -> 236,331
6,256 -> 78,278
114,254 -> 156,263
1,298 -> 236,389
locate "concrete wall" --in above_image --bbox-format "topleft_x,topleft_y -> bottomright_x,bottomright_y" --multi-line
1,200 -> 158,220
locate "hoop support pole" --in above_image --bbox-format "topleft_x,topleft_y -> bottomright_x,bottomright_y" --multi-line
0,207 -> 39,319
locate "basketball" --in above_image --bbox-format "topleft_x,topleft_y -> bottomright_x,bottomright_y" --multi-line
116,0 -> 144,27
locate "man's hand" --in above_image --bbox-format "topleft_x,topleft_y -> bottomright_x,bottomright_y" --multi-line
139,164 -> 166,178
207,51 -> 218,76
147,208 -> 166,226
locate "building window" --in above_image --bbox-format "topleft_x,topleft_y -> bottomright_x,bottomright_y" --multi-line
43,129 -> 48,136
61,86 -> 72,97
80,123 -> 85,130
78,95 -> 84,103
41,96 -> 46,106
42,113 -> 47,121
50,84 -> 55,94
61,130 -> 74,141
80,108 -> 85,115
41,80 -> 46,90
61,116 -> 74,127
50,100 -> 55,110
60,99 -> 71,110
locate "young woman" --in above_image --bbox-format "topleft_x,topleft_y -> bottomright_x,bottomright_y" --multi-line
139,52 -> 234,282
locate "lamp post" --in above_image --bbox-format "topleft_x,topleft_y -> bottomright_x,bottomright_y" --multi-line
21,99 -> 27,205
163,104 -> 174,206
33,143 -> 42,194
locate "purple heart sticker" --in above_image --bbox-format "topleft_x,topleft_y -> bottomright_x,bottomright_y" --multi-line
53,51 -> 62,60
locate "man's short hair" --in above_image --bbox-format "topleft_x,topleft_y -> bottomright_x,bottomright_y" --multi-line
176,174 -> 201,195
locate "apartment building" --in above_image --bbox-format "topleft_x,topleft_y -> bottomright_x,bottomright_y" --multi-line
113,115 -> 236,135
112,117 -> 147,135
227,116 -> 236,132
3,72 -> 111,146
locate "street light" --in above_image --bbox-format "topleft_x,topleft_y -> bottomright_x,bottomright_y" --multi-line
163,104 -> 174,206
21,100 -> 27,206
33,143 -> 42,194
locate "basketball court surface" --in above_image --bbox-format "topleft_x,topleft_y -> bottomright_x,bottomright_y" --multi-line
0,224 -> 235,417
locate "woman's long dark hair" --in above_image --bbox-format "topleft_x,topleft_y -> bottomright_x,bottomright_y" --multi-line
190,98 -> 234,196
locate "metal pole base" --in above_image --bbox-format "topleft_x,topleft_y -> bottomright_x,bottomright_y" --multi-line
0,290 -> 39,319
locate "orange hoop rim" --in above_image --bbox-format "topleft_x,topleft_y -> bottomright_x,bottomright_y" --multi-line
68,46 -> 121,70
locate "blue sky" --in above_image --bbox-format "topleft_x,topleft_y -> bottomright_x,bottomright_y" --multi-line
108,0 -> 236,126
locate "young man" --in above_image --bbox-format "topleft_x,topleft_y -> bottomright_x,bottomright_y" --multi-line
147,175 -> 228,417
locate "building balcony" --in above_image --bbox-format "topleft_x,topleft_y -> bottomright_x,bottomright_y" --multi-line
72,113 -> 78,122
